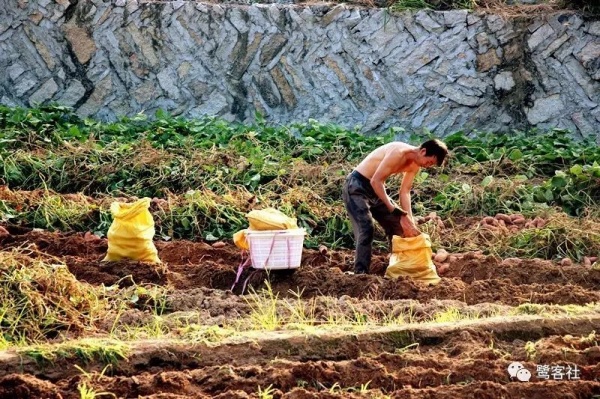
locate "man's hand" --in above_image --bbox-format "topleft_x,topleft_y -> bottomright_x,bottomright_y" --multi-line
401,215 -> 421,237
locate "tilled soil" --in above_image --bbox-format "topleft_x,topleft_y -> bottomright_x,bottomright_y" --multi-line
1,226 -> 599,398
1,319 -> 600,398
1,227 -> 599,306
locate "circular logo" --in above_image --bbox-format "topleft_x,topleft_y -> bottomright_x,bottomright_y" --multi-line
507,362 -> 524,378
516,368 -> 532,382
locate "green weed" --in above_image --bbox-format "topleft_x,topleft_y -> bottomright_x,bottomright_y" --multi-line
21,338 -> 128,366
257,384 -> 276,399
245,280 -> 281,331
524,340 -> 537,361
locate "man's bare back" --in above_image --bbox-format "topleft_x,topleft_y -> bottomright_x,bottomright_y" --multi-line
355,142 -> 420,180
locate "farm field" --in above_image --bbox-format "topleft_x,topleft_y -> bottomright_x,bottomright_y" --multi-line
0,106 -> 600,398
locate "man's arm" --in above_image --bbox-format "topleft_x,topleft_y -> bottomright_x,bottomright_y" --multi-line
399,169 -> 421,237
400,169 -> 418,220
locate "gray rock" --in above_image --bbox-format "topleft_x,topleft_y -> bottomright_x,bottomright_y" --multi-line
541,34 -> 570,59
588,21 -> 600,36
0,96 -> 18,107
494,71 -> 515,92
591,106 -> 600,123
415,10 -> 443,33
28,78 -> 58,105
77,74 -> 112,117
442,10 -> 467,28
397,39 -> 441,74
564,56 -> 597,100
440,85 -> 480,107
526,95 -> 564,125
157,69 -> 181,100
58,80 -> 86,107
7,64 -> 25,81
528,24 -> 554,51
14,76 -> 37,96
0,1 -> 598,136
571,112 -> 596,138
486,15 -> 505,33
575,40 -> 600,70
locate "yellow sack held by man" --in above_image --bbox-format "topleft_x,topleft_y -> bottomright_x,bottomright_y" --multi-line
103,198 -> 161,264
385,233 -> 440,285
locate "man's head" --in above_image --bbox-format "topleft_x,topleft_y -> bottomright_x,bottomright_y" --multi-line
416,139 -> 448,168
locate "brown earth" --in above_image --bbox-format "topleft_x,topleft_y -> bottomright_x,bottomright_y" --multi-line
1,225 -> 600,398
1,226 -> 599,306
1,322 -> 600,398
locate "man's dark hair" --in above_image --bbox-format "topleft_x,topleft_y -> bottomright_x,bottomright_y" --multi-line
420,139 -> 448,166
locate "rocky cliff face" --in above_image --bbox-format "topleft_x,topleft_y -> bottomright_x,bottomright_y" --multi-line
1,1 -> 599,137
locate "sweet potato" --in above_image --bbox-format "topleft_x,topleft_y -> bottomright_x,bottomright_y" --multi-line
583,257 -> 592,267
512,217 -> 526,225
510,214 -> 525,221
495,213 -> 512,224
560,258 -> 572,266
482,216 -> 495,225
437,263 -> 450,275
434,249 -> 449,263
319,245 -> 328,255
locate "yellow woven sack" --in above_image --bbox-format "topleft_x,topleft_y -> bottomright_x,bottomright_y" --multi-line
103,198 -> 161,263
385,233 -> 440,285
246,208 -> 298,231
233,229 -> 249,250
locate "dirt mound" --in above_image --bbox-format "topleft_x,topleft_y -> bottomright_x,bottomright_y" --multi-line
65,257 -> 168,287
1,223 -> 599,398
1,228 -> 599,306
0,374 -> 61,399
2,323 -> 600,398
446,256 -> 600,288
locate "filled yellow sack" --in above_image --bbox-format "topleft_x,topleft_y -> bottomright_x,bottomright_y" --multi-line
385,233 -> 440,285
233,208 -> 298,250
246,208 -> 298,230
103,198 -> 161,263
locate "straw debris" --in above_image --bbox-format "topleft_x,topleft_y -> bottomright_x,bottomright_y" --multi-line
0,246 -> 108,344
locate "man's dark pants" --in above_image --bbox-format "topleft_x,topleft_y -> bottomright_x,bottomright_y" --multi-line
342,170 -> 404,274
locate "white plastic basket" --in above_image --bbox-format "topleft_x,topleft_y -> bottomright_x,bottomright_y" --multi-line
245,229 -> 306,270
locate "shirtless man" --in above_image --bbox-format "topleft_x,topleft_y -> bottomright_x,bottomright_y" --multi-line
342,139 -> 448,274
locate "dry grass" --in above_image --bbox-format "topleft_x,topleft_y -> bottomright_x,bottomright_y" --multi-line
470,0 -> 600,18
430,210 -> 600,260
0,246 -> 110,345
